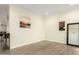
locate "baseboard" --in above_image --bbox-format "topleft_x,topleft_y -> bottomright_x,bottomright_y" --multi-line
10,39 -> 45,49
10,40 -> 66,49
47,40 -> 66,45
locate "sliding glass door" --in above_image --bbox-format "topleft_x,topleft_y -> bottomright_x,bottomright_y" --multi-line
67,23 -> 79,46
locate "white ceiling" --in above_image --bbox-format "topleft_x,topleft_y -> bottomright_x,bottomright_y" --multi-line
14,4 -> 79,15
0,4 -> 79,16
15,4 -> 79,16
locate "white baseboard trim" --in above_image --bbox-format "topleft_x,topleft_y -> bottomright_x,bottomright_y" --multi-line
10,39 -> 45,49
47,40 -> 66,45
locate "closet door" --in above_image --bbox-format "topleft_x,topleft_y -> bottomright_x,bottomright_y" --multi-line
67,23 -> 79,46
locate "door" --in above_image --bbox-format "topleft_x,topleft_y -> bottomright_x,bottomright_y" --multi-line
67,23 -> 79,46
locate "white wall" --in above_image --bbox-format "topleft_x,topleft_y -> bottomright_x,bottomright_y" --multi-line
9,5 -> 79,49
9,5 -> 45,49
45,16 -> 66,43
46,9 -> 79,44
0,5 -> 9,32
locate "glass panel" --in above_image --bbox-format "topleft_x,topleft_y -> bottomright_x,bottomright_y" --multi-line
69,24 -> 79,45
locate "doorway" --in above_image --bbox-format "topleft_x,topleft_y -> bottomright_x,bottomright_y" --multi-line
67,23 -> 79,47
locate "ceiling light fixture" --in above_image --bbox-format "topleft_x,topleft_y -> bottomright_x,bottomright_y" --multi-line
45,12 -> 48,15
70,4 -> 75,6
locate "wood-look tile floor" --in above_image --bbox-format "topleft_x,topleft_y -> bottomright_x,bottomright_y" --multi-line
0,40 -> 79,55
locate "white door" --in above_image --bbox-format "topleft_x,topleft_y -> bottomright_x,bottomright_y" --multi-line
69,24 -> 79,45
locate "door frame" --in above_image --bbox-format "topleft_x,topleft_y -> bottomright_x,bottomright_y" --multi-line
67,23 -> 79,47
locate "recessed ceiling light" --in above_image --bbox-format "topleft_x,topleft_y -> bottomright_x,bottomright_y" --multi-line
45,12 -> 48,15
70,4 -> 75,6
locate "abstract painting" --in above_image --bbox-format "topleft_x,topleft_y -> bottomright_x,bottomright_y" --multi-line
20,16 -> 31,28
59,21 -> 65,31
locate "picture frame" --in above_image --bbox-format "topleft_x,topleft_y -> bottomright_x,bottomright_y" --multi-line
20,16 -> 31,28
59,21 -> 65,31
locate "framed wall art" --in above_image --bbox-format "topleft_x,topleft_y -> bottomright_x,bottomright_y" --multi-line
20,16 -> 31,28
59,21 -> 65,31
